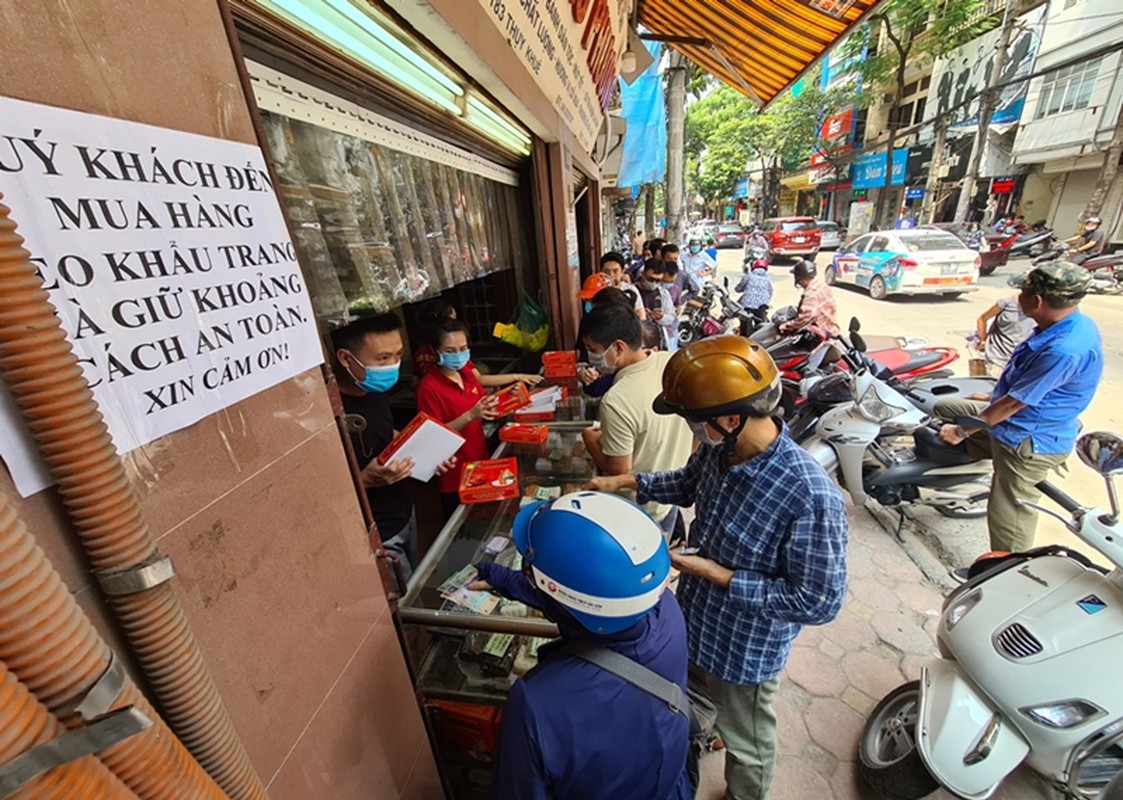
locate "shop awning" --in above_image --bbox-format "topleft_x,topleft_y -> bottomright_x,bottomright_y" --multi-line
781,173 -> 815,191
639,0 -> 881,106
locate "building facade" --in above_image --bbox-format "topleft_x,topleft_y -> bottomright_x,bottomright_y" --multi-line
1012,0 -> 1123,238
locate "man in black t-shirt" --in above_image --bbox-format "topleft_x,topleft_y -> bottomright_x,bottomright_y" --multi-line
332,314 -> 454,590
1064,216 -> 1106,265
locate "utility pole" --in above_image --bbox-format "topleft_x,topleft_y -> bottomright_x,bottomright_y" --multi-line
665,51 -> 687,242
954,0 -> 1017,222
643,183 -> 655,236
924,116 -> 949,223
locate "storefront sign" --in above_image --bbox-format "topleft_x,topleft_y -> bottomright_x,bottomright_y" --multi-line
905,144 -> 933,183
820,107 -> 855,141
809,145 -> 852,185
851,149 -> 908,190
905,187 -> 926,200
991,176 -> 1017,194
0,96 -> 321,496
474,0 -> 627,152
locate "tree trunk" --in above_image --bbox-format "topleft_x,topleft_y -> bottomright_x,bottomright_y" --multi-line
1082,100 -> 1123,232
665,51 -> 687,243
924,116 -> 949,223
954,3 -> 1016,223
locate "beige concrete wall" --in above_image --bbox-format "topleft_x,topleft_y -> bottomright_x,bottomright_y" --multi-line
0,1 -> 439,797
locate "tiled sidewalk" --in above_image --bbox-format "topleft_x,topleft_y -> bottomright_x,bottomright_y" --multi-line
697,507 -> 1055,800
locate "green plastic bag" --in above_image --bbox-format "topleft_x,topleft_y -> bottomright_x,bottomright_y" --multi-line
493,293 -> 550,352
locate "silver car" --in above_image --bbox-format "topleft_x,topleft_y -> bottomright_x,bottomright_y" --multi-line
816,220 -> 843,250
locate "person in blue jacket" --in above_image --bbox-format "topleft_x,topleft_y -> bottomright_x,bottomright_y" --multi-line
469,492 -> 692,800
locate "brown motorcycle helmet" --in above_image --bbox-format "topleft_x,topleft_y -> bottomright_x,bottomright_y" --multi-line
653,335 -> 782,420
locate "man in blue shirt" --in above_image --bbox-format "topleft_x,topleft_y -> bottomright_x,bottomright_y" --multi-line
938,262 -> 1103,552
470,493 -> 692,800
589,337 -> 849,799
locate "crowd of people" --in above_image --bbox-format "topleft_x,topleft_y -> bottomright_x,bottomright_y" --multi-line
329,224 -> 1106,798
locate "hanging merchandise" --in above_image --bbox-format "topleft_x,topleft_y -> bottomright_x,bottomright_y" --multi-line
493,293 -> 550,352
251,64 -> 528,323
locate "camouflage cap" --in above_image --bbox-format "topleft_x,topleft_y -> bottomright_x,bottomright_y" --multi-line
1008,261 -> 1091,299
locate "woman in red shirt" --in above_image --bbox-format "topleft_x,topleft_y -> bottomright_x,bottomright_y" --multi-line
417,319 -> 500,518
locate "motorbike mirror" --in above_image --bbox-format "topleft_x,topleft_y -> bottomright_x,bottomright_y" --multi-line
849,317 -> 861,333
850,331 -> 868,353
1076,432 -> 1123,477
724,275 -> 730,289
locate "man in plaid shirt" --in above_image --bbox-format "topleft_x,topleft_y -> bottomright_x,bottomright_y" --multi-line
589,337 -> 848,799
781,260 -> 840,338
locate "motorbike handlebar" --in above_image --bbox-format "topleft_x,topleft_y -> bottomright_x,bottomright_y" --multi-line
1035,480 -> 1083,515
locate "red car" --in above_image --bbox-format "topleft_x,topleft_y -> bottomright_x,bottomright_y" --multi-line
758,217 -> 821,261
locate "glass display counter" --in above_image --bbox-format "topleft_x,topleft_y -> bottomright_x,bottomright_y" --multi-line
398,420 -> 596,799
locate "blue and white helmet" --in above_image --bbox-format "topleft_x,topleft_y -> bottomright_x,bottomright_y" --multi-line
513,492 -> 671,634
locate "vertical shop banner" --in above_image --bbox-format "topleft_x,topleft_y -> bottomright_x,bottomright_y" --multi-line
0,96 -> 322,496
474,0 -> 628,151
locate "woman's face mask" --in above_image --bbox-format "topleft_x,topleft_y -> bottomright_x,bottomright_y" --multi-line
689,245 -> 702,254
438,349 -> 471,372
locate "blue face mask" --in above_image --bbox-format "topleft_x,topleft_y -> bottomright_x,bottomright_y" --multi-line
350,355 -> 400,393
583,301 -> 593,313
439,350 -> 471,371
689,246 -> 702,254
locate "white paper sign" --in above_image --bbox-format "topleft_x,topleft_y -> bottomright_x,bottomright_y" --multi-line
0,96 -> 323,497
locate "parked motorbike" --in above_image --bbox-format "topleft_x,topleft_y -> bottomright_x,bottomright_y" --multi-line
1031,245 -> 1123,294
677,282 -> 765,344
1007,220 -> 1055,258
858,430 -> 1123,799
800,320 -> 992,518
752,309 -> 960,388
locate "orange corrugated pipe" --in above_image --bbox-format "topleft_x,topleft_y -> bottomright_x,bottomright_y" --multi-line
0,488 -> 231,799
0,656 -> 139,800
0,196 -> 266,799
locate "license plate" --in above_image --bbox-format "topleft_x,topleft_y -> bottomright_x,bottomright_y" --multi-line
793,236 -> 805,243
939,264 -> 957,275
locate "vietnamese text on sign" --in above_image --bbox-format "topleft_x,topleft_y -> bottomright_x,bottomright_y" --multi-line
0,95 -> 322,496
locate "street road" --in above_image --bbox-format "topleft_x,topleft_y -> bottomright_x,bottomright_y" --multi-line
714,246 -> 1122,567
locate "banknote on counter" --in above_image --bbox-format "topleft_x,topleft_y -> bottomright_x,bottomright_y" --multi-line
437,564 -> 500,615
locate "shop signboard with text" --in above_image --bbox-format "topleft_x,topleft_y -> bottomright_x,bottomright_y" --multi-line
0,96 -> 321,496
474,0 -> 628,151
851,148 -> 908,190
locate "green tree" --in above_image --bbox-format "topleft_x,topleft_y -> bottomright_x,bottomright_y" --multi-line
685,73 -> 856,215
842,0 -> 992,225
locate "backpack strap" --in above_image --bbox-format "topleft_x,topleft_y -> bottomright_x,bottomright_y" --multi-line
559,641 -> 687,717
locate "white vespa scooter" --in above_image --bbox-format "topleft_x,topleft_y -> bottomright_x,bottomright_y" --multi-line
858,431 -> 1123,799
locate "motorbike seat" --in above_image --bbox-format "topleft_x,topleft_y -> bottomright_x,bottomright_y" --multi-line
1081,253 -> 1122,270
873,349 -> 944,375
913,425 -> 986,467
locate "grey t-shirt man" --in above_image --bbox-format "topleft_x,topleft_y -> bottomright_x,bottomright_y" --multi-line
986,295 -> 1036,368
